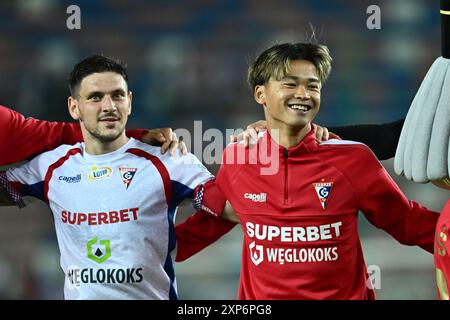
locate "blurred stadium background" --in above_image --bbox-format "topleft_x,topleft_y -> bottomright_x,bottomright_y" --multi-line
0,0 -> 448,299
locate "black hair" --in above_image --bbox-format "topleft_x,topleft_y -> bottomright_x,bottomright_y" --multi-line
68,54 -> 129,97
248,42 -> 332,91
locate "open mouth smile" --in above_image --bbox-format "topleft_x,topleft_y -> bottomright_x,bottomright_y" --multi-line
287,103 -> 312,112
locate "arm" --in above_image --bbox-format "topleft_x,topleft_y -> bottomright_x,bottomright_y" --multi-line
175,162 -> 239,262
0,105 -> 82,165
333,145 -> 438,252
175,211 -> 236,262
175,179 -> 237,262
329,119 -> 404,161
222,201 -> 240,223
0,105 -> 183,166
235,118 -> 404,160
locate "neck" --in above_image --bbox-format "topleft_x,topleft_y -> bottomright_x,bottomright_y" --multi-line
83,133 -> 129,155
267,120 -> 312,149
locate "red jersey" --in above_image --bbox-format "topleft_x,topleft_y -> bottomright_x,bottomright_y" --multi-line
176,129 -> 438,300
434,200 -> 450,300
0,105 -> 144,165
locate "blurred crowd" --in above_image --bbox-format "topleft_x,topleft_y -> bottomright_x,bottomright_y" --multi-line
0,0 -> 447,299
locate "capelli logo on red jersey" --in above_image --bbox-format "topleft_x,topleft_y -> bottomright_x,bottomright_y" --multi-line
244,193 -> 267,202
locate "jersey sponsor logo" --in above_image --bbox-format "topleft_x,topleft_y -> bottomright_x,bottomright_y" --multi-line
66,266 -> 144,288
313,180 -> 333,209
248,242 -> 339,266
88,166 -> 112,180
61,208 -> 139,225
246,223 -> 342,265
244,193 -> 267,202
59,174 -> 82,183
87,237 -> 111,264
249,241 -> 264,266
265,246 -> 339,264
119,167 -> 137,190
246,222 -> 342,242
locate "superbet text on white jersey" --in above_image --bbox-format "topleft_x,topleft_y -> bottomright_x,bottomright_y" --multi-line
4,138 -> 212,300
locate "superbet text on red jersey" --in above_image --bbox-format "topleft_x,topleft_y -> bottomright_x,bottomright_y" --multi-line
213,129 -> 438,299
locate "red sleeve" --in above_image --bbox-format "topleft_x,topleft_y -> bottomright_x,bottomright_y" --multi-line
175,147 -> 237,262
0,105 -> 82,165
175,211 -> 236,262
0,105 -> 148,166
126,129 -> 147,140
330,144 -> 439,253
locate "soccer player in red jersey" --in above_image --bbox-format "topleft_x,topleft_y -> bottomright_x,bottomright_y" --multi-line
436,198 -> 450,299
177,42 -> 440,300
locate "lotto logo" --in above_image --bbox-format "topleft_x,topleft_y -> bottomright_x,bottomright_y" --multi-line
88,166 -> 112,180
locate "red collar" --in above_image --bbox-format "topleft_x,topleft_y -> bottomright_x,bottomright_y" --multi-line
261,126 -> 319,157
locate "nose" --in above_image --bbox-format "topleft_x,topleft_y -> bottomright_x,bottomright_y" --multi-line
101,95 -> 117,112
294,85 -> 310,100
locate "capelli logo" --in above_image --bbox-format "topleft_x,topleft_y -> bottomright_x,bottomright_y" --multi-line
244,193 -> 267,203
59,174 -> 82,183
88,166 -> 113,180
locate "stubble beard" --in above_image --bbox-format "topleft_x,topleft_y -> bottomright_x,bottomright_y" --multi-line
83,121 -> 126,143
89,126 -> 124,143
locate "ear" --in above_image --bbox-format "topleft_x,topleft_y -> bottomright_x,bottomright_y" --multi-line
254,85 -> 266,105
127,91 -> 133,115
68,96 -> 80,120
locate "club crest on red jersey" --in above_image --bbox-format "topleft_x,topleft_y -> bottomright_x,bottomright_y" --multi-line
119,167 -> 137,190
313,180 -> 333,210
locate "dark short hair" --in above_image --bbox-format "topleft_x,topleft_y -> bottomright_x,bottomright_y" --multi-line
68,54 -> 129,97
247,42 -> 332,91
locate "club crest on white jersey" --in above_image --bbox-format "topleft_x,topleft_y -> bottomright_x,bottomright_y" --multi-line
119,167 -> 138,190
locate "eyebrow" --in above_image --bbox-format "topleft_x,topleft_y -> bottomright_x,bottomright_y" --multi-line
86,91 -> 104,99
86,89 -> 127,99
282,75 -> 320,83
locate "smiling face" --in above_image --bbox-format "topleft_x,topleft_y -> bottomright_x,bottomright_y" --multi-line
254,59 -> 321,131
68,71 -> 132,144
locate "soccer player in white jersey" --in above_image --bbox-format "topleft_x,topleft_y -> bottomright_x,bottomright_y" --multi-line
0,55 -> 214,300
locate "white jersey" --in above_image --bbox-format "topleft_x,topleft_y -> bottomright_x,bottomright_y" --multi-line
4,138 -> 212,300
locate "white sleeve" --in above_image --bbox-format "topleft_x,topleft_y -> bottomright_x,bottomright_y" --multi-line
4,145 -> 75,201
161,152 -> 214,206
164,152 -> 214,190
